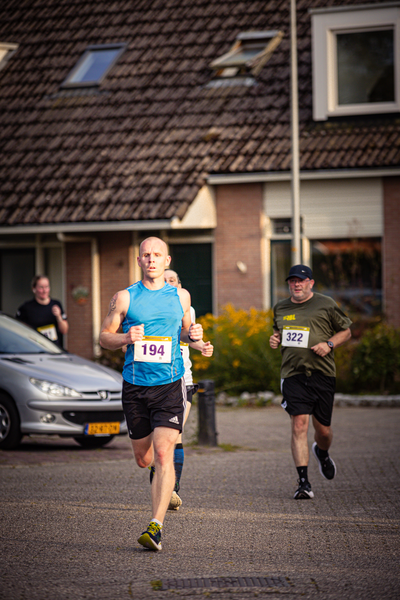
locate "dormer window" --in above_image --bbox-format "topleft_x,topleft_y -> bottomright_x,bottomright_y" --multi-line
0,43 -> 18,71
61,44 -> 126,88
311,3 -> 400,120
210,30 -> 283,80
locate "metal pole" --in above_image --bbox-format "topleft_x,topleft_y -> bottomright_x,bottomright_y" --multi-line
197,380 -> 217,446
290,0 -> 301,265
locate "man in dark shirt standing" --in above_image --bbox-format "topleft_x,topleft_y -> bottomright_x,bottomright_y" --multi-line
269,264 -> 352,500
16,275 -> 68,349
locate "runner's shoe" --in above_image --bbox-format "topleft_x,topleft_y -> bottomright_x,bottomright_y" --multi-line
293,480 -> 314,499
312,442 -> 336,480
168,490 -> 182,511
138,521 -> 162,551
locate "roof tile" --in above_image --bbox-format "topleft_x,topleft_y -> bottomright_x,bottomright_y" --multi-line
0,0 -> 398,226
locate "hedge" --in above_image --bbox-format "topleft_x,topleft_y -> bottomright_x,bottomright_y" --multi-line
344,322 -> 400,394
191,304 -> 282,394
192,305 -> 400,396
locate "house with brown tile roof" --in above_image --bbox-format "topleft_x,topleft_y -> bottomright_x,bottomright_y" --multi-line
0,0 -> 399,358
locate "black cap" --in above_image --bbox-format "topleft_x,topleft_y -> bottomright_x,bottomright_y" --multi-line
285,264 -> 313,281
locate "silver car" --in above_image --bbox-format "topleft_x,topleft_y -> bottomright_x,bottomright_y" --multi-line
0,313 -> 127,449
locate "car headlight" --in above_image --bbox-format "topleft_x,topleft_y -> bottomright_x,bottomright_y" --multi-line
29,377 -> 82,398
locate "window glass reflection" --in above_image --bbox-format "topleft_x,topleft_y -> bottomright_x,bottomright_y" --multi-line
337,29 -> 394,105
69,48 -> 122,84
271,240 -> 291,306
311,238 -> 382,317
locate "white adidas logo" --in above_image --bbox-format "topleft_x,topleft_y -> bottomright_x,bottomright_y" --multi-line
169,416 -> 179,424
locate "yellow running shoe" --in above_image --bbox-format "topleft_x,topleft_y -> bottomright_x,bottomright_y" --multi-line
138,521 -> 162,551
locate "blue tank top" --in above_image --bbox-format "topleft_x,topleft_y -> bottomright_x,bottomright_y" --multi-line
122,281 -> 184,386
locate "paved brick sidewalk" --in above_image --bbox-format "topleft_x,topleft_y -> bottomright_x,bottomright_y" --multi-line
1,405 -> 399,599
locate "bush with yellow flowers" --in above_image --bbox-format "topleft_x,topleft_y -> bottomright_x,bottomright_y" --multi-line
191,304 -> 282,394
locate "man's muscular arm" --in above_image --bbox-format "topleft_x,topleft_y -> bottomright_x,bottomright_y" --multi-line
99,290 -> 144,350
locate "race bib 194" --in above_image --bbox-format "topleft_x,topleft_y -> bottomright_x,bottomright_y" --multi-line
282,326 -> 310,348
134,336 -> 172,363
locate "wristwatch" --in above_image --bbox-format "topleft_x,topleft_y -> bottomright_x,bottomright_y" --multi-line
326,341 -> 334,350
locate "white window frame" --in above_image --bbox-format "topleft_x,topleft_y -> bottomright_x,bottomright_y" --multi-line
311,3 -> 400,121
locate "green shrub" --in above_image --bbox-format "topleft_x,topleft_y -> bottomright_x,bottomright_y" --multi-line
192,304 -> 282,394
349,323 -> 400,394
95,348 -> 125,373
333,342 -> 357,393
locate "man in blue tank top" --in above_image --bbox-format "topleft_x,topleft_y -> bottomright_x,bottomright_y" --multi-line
163,269 -> 214,511
99,237 -> 203,551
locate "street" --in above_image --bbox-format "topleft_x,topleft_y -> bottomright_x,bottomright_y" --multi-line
1,405 -> 399,599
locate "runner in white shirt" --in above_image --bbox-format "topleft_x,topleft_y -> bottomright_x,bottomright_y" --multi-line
163,269 -> 213,510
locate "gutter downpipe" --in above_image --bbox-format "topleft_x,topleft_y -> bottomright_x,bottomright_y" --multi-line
57,233 -> 101,357
290,0 -> 301,265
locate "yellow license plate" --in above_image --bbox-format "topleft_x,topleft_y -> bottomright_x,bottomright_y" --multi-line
85,422 -> 120,435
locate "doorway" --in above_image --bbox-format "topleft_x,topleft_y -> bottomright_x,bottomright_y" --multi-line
0,248 -> 35,315
168,243 -> 212,317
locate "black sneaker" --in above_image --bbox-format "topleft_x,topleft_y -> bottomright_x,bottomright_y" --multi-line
149,466 -> 155,484
312,442 -> 336,480
294,479 -> 314,499
138,521 -> 162,551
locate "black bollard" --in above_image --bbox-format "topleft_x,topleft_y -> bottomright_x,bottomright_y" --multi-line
197,379 -> 218,446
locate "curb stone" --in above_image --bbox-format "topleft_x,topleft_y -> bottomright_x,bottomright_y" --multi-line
214,391 -> 400,408
333,393 -> 400,407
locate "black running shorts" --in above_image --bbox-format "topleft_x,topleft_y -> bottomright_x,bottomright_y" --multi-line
281,371 -> 336,426
186,383 -> 199,404
122,378 -> 187,440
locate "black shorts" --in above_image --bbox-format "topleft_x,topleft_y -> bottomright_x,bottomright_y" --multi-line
281,371 -> 336,426
122,378 -> 187,440
186,383 -> 199,404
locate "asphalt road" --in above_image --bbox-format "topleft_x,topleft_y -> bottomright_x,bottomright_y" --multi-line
1,405 -> 399,600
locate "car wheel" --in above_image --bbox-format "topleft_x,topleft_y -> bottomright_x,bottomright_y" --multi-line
0,393 -> 23,450
73,435 -> 115,449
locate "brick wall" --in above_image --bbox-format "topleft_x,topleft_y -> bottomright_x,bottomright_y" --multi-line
383,177 -> 400,328
65,233 -> 132,359
215,183 -> 263,312
65,242 -> 93,358
99,231 -> 131,322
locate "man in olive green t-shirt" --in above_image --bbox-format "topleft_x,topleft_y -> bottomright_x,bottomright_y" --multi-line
269,264 -> 352,500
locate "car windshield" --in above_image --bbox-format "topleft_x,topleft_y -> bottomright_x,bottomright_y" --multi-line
0,314 -> 63,354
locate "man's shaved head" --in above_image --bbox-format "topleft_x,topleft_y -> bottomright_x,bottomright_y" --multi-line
137,237 -> 171,284
139,236 -> 168,256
